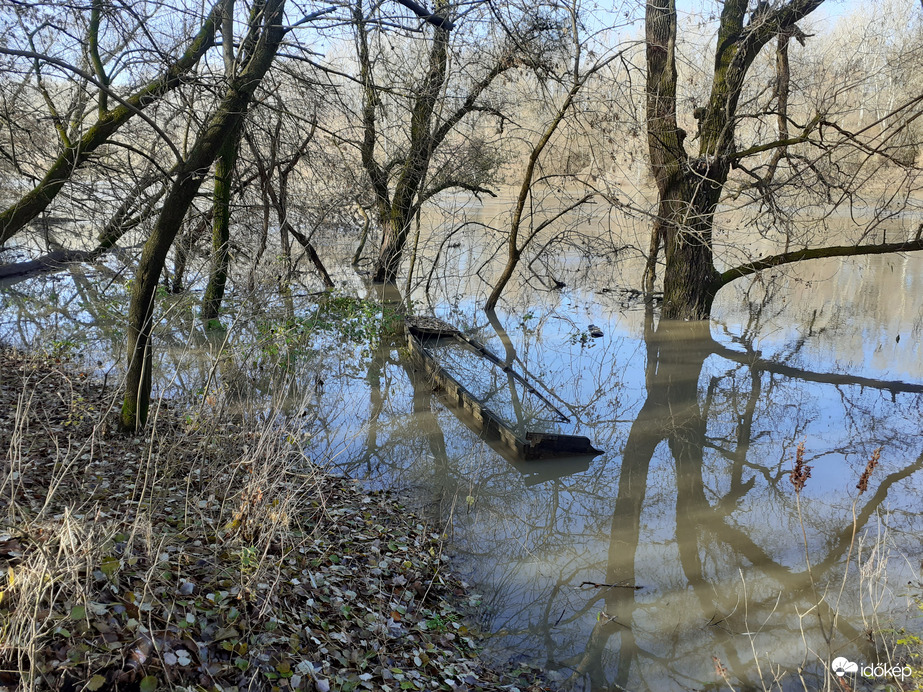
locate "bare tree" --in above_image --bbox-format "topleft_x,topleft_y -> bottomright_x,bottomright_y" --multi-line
643,0 -> 923,319
121,0 -> 289,430
350,0 -> 555,284
484,1 -> 626,310
0,0 -> 230,248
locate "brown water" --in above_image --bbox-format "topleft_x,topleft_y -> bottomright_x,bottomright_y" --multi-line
1,225 -> 922,690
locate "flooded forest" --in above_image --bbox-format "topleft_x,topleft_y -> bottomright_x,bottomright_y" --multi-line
1,0 -> 923,690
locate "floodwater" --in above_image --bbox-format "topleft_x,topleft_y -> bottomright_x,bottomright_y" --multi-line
1,215 -> 922,691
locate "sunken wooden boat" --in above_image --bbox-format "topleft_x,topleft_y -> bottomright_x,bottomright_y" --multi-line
405,316 -> 603,461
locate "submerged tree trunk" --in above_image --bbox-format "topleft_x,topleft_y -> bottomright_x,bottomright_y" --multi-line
657,168 -> 725,319
283,222 -> 334,289
351,203 -> 371,266
369,12 -> 449,285
372,214 -> 411,283
644,0 -> 724,319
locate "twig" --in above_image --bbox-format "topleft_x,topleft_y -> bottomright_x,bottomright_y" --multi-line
579,580 -> 642,590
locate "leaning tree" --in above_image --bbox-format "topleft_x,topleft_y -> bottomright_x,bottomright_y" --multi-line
0,0 -> 231,250
121,0 -> 291,429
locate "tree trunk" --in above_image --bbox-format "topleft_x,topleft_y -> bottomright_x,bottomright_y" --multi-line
122,173 -> 204,429
373,213 -> 411,283
361,0 -> 451,284
121,0 -> 286,430
485,248 -> 519,312
284,222 -> 335,288
645,0 -> 721,320
643,0 -> 825,319
201,134 -> 240,324
351,203 -> 371,266
658,166 -> 725,320
172,213 -> 211,294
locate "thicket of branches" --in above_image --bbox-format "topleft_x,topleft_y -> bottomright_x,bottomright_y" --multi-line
1,0 -> 922,424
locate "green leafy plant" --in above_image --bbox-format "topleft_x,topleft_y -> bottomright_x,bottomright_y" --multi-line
255,293 -> 402,366
43,338 -> 78,359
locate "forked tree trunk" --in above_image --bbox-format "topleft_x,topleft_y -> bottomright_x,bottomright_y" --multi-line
643,0 -> 825,320
357,1 -> 453,285
644,0 -> 720,320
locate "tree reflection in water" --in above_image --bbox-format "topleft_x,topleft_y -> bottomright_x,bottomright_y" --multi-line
430,307 -> 922,691
2,269 -> 922,691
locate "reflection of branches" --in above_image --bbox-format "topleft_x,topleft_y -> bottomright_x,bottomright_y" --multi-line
712,342 -> 923,394
563,313 -> 923,689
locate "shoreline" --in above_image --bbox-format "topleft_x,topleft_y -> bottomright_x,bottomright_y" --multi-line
0,346 -> 555,691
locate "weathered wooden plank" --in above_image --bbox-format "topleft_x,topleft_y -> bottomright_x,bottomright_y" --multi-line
405,315 -> 461,339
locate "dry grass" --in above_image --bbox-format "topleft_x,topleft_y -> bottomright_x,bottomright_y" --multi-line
719,445 -> 923,692
0,347 -> 553,691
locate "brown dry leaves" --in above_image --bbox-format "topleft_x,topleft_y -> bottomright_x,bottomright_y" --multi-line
0,348 -> 552,692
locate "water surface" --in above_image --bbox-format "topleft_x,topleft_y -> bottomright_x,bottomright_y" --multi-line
1,233 -> 921,691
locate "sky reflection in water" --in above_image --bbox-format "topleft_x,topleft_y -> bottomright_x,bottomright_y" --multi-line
1,251 -> 921,691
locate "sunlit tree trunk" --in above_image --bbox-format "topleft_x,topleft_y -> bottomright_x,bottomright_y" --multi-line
644,0 -> 825,319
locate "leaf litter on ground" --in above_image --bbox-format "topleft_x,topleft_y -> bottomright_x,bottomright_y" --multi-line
0,347 -> 555,691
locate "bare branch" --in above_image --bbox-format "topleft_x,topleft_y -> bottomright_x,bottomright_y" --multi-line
717,238 -> 923,289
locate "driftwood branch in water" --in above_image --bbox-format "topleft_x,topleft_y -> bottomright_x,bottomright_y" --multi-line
579,581 -> 643,590
0,249 -> 95,281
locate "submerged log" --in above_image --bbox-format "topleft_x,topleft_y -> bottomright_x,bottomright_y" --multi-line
0,249 -> 94,282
